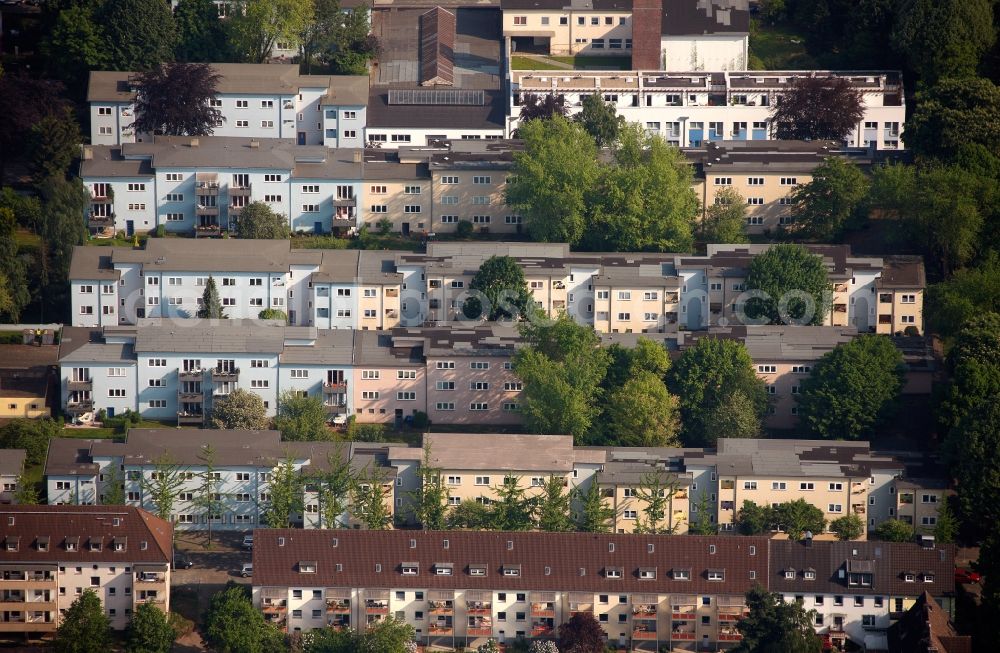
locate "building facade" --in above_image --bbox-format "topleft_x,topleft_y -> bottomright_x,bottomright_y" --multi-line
0,505 -> 172,635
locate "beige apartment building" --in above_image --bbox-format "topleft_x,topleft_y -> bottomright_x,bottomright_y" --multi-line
428,144 -> 520,234
362,150 -> 432,235
595,461 -> 692,534
0,506 -> 172,637
502,2 -> 633,56
875,256 -> 925,336
893,479 -> 953,534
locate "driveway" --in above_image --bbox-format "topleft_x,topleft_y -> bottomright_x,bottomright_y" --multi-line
171,542 -> 253,643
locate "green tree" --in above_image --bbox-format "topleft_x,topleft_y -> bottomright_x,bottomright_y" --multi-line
228,0 -> 314,63
909,166 -> 985,276
12,475 -> 40,505
102,465 -> 126,505
744,244 -> 831,326
736,501 -> 774,536
446,499 -> 492,530
346,421 -> 385,442
584,125 -> 698,252
891,0 -> 995,84
925,260 -> 1000,340
632,471 -> 680,534
28,107 -> 81,184
462,255 -> 533,321
872,519 -> 914,542
702,391 -> 762,440
311,448 -> 354,528
100,0 -> 177,70
904,78 -> 1000,159
139,455 -> 186,523
933,499 -> 958,543
126,602 -> 175,653
790,157 -> 869,241
174,0 -> 231,62
574,481 -> 616,533
535,475 -> 573,532
0,209 -> 29,322
513,314 -> 610,441
769,76 -> 864,142
205,584 -> 285,653
324,7 -> 378,75
829,514 -> 865,541
601,337 -> 672,391
274,391 -> 329,441
258,308 -> 288,322
774,499 -> 826,540
300,0 -> 343,73
505,115 -> 600,244
604,372 -> 680,447
489,475 -> 535,531
667,337 -> 768,446
234,202 -> 290,239
54,590 -> 112,653
935,313 -> 1000,434
193,445 -> 225,546
557,612 -> 607,653
733,584 -> 822,653
133,63 -> 223,136
796,335 -> 904,440
198,276 -> 226,319
945,401 -> 1000,536
407,443 -> 450,530
0,418 -> 60,466
574,93 -> 624,148
210,388 -> 268,430
703,187 -> 749,244
264,455 -> 304,528
687,493 -> 717,535
0,76 -> 70,186
38,177 -> 89,319
40,6 -> 108,94
351,465 -> 392,530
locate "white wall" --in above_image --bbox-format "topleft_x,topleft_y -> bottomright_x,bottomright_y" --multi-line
661,35 -> 748,71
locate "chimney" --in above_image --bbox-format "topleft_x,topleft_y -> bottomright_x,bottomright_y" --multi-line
353,150 -> 362,164
631,0 -> 663,71
190,138 -> 200,148
803,531 -> 813,547
250,140 -> 260,149
82,146 -> 93,161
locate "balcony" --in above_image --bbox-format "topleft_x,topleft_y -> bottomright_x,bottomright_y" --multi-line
530,624 -> 553,637
230,185 -> 252,197
468,625 -> 493,637
323,381 -> 348,393
211,367 -> 240,381
852,504 -> 866,514
531,603 -> 555,618
365,602 -> 389,614
569,603 -> 593,614
429,601 -> 454,616
326,600 -> 350,614
328,615 -> 350,629
196,205 -> 219,217
177,391 -> 204,402
467,603 -> 491,616
66,399 -> 94,414
87,214 -> 115,229
718,610 -> 746,622
196,179 -> 220,195
429,624 -> 454,636
177,412 -> 205,425
385,288 -> 399,298
67,379 -> 93,391
179,369 -> 204,381
90,193 -> 113,204
334,197 -> 357,207
229,205 -> 245,218
633,606 -> 657,620
633,628 -> 658,640
262,600 -> 288,614
672,611 -> 696,621
195,224 -> 222,238
671,631 -> 696,641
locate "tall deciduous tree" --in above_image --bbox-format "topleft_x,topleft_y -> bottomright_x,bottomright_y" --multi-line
99,0 -> 177,71
925,260 -> 1000,341
446,499 -> 492,530
632,471 -> 680,534
904,78 -> 1000,159
702,391 -> 762,440
228,0 -> 314,63
667,337 -> 768,446
574,93 -> 624,147
264,455 -> 304,528
830,514 -> 865,541
38,177 -> 89,320
139,455 -> 186,523
174,0 -> 231,62
775,499 -> 827,540
126,602 -> 175,653
604,372 -> 681,447
796,335 -> 904,439
0,209 -> 30,322
12,475 -> 40,505
234,202 -> 290,239
518,93 -> 568,122
489,475 -> 534,531
0,75 -> 69,185
210,388 -> 268,430
687,493 -> 718,535
505,115 -> 600,244
703,187 -> 749,244
891,0 -> 995,84
945,401 -> 1000,538
133,63 -> 223,136
41,6 -> 108,94
936,313 -> 1000,434
311,449 -> 354,528
198,276 -> 226,319
733,585 -> 822,653
0,418 -> 61,466
274,391 -> 330,441
770,76 -> 864,142
535,475 -> 573,532
407,444 -> 449,530
744,244 -> 831,326
462,255 -> 533,321
584,125 -> 699,253
205,584 -> 285,653
790,157 -> 869,241
54,590 -> 112,653
574,481 -> 616,533
351,465 -> 392,530
27,108 -> 82,184
557,612 -> 606,653
872,519 -> 914,542
193,445 -> 225,546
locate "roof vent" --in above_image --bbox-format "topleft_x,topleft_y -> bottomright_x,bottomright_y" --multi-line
250,140 -> 260,149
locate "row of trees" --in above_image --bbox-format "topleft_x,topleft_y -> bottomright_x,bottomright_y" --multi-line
54,590 -> 176,653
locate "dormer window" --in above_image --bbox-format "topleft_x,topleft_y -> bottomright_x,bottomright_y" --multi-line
922,572 -> 934,583
469,564 -> 487,577
36,537 -> 50,552
903,572 -> 916,582
502,564 -> 521,577
5,536 -> 18,552
65,537 -> 79,552
638,567 -> 656,580
89,537 -> 102,552
298,561 -> 317,574
112,537 -> 126,552
784,568 -> 796,580
672,569 -> 691,581
434,563 -> 453,576
803,568 -> 816,580
605,567 -> 623,579
401,563 -> 419,576
707,569 -> 725,582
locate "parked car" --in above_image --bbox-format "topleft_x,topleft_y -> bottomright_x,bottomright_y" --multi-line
955,567 -> 982,584
242,534 -> 254,550
173,553 -> 194,570
241,563 -> 253,578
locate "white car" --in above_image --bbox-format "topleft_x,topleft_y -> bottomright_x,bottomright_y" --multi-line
241,563 -> 253,578
242,534 -> 254,549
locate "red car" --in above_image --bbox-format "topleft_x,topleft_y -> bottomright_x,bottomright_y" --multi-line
955,568 -> 982,584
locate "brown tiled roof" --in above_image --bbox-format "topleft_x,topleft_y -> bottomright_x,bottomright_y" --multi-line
878,256 -> 926,289
769,540 -> 955,597
888,591 -> 971,653
0,505 -> 172,564
420,7 -> 456,87
253,530 -> 769,593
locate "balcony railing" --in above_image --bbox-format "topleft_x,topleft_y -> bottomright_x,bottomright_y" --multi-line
671,631 -> 696,640
229,185 -> 252,197
468,626 -> 493,637
195,224 -> 222,238
177,391 -> 204,402
68,379 -> 93,391
66,400 -> 94,414
429,602 -> 454,615
633,628 -> 657,640
531,604 -> 555,618
530,625 -> 553,637
326,600 -> 350,613
177,412 -> 205,425
196,205 -> 220,217
429,625 -> 454,635
87,214 -> 115,228
323,382 -> 348,393
365,603 -> 389,614
633,606 -> 657,619
211,367 -> 240,381
179,369 -> 204,380
467,604 -> 491,615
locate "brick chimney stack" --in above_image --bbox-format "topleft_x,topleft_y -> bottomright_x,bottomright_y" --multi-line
631,0 -> 663,70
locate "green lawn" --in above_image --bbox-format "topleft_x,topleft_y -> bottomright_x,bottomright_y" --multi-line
748,19 -> 818,70
511,55 -> 566,70
554,55 -> 632,70
14,229 -> 41,250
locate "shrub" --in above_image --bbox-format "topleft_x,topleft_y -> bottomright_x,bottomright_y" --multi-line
411,411 -> 430,429
376,217 -> 393,235
348,422 -> 385,442
456,220 -> 474,238
154,224 -> 166,238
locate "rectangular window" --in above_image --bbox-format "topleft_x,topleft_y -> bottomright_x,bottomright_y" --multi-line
435,402 -> 455,411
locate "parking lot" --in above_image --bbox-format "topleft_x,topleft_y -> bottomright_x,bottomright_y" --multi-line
170,532 -> 254,632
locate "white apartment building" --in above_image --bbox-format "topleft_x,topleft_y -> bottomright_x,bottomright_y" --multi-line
0,449 -> 26,504
87,65 -> 368,148
0,505 -> 172,635
42,431 -> 389,530
81,136 -> 362,235
508,70 -> 905,150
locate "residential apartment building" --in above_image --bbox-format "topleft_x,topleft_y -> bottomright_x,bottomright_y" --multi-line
0,450 -> 26,504
87,65 -> 368,148
0,505 -> 172,635
0,342 -> 55,419
508,70 -> 905,150
42,430 -> 392,530
80,136 -> 362,236
502,0 -> 749,71
250,529 -> 954,651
